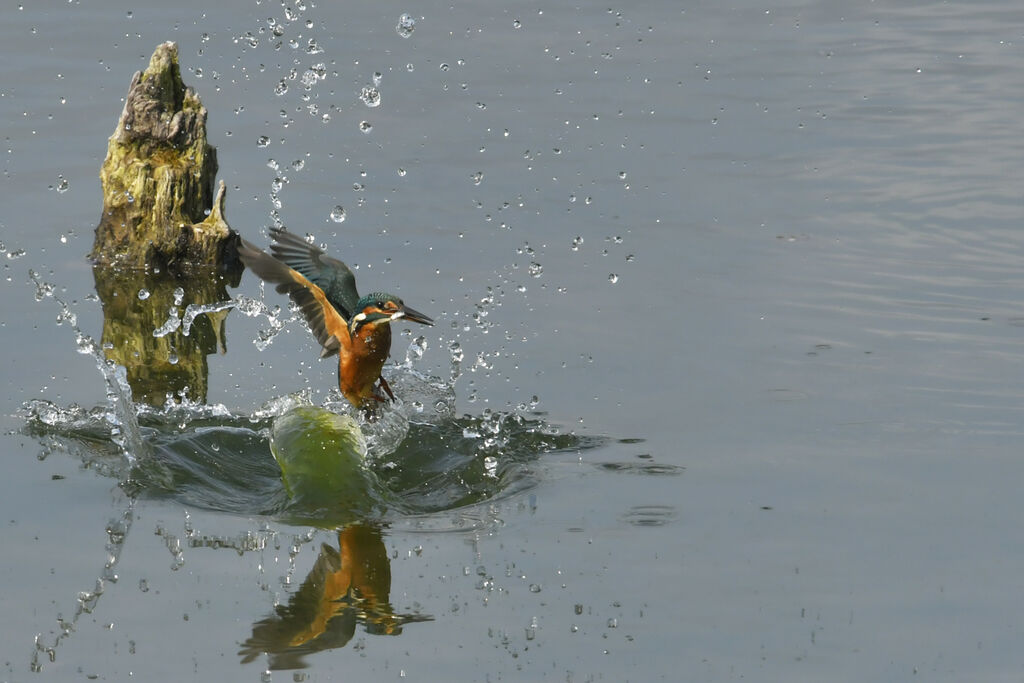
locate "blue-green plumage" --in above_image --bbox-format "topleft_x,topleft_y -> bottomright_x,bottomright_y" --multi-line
267,226 -> 361,322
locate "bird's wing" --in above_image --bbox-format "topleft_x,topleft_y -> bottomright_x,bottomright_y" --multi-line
237,239 -> 346,358
267,227 -> 360,322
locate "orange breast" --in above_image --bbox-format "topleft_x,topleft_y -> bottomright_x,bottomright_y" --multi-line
337,321 -> 392,407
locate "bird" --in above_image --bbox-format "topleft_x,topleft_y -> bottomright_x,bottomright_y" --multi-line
236,226 -> 433,411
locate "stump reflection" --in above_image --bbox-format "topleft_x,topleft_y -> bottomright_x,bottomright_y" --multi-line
92,264 -> 240,407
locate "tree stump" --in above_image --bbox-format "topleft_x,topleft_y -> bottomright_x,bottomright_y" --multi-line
91,41 -> 237,268
88,42 -> 244,406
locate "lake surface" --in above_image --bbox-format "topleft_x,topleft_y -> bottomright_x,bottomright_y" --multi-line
3,1 -> 1024,680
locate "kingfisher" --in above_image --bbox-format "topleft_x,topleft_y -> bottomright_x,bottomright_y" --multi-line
236,226 -> 433,411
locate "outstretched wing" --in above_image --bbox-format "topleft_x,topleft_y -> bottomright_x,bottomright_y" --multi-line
267,227 -> 360,322
237,239 -> 346,358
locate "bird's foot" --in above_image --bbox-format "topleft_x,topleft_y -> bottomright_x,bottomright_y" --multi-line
377,376 -> 396,402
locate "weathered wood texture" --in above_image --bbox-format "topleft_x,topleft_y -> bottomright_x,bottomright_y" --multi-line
92,41 -> 237,268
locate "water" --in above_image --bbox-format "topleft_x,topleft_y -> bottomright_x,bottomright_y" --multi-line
3,0 -> 1024,680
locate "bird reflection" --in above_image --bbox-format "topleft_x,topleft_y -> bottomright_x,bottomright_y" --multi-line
239,524 -> 431,669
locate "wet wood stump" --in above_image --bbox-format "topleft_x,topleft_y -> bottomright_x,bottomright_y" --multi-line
92,41 -> 238,268
90,42 -> 243,406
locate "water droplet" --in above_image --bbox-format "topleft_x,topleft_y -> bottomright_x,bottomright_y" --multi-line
359,86 -> 381,108
291,159 -> 305,171
256,135 -> 270,148
625,254 -> 635,262
513,18 -> 522,29
618,171 -> 627,179
405,335 -> 427,364
330,206 -> 346,223
396,13 -> 416,38
397,168 -> 407,177
137,288 -> 150,301
608,273 -> 619,283
529,583 -> 541,593
471,171 -> 483,185
406,63 -> 414,72
359,120 -> 373,133
528,262 -> 543,278
55,175 -> 69,193
440,63 -> 450,72
373,72 -> 383,87
571,236 -> 583,251
300,69 -> 320,89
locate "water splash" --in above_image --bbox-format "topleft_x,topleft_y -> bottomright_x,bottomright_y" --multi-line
22,268 -> 609,526
152,305 -> 182,337
233,294 -> 293,350
181,299 -> 235,337
25,359 -> 604,525
28,270 -> 147,464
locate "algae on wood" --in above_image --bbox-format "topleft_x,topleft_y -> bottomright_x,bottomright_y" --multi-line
92,41 -> 237,268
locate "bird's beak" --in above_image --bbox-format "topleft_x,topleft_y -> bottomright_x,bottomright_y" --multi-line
392,305 -> 434,326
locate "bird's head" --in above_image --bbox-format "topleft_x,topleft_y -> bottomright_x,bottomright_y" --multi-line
349,291 -> 434,335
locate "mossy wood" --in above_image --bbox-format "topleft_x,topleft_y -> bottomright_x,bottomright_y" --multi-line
92,41 -> 238,268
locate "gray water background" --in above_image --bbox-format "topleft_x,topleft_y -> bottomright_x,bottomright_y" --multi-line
2,1 -> 1024,680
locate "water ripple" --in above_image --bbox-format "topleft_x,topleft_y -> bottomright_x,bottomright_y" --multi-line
21,374 -> 608,526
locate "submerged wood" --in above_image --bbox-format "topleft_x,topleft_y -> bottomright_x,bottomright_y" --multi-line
92,41 -> 238,268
